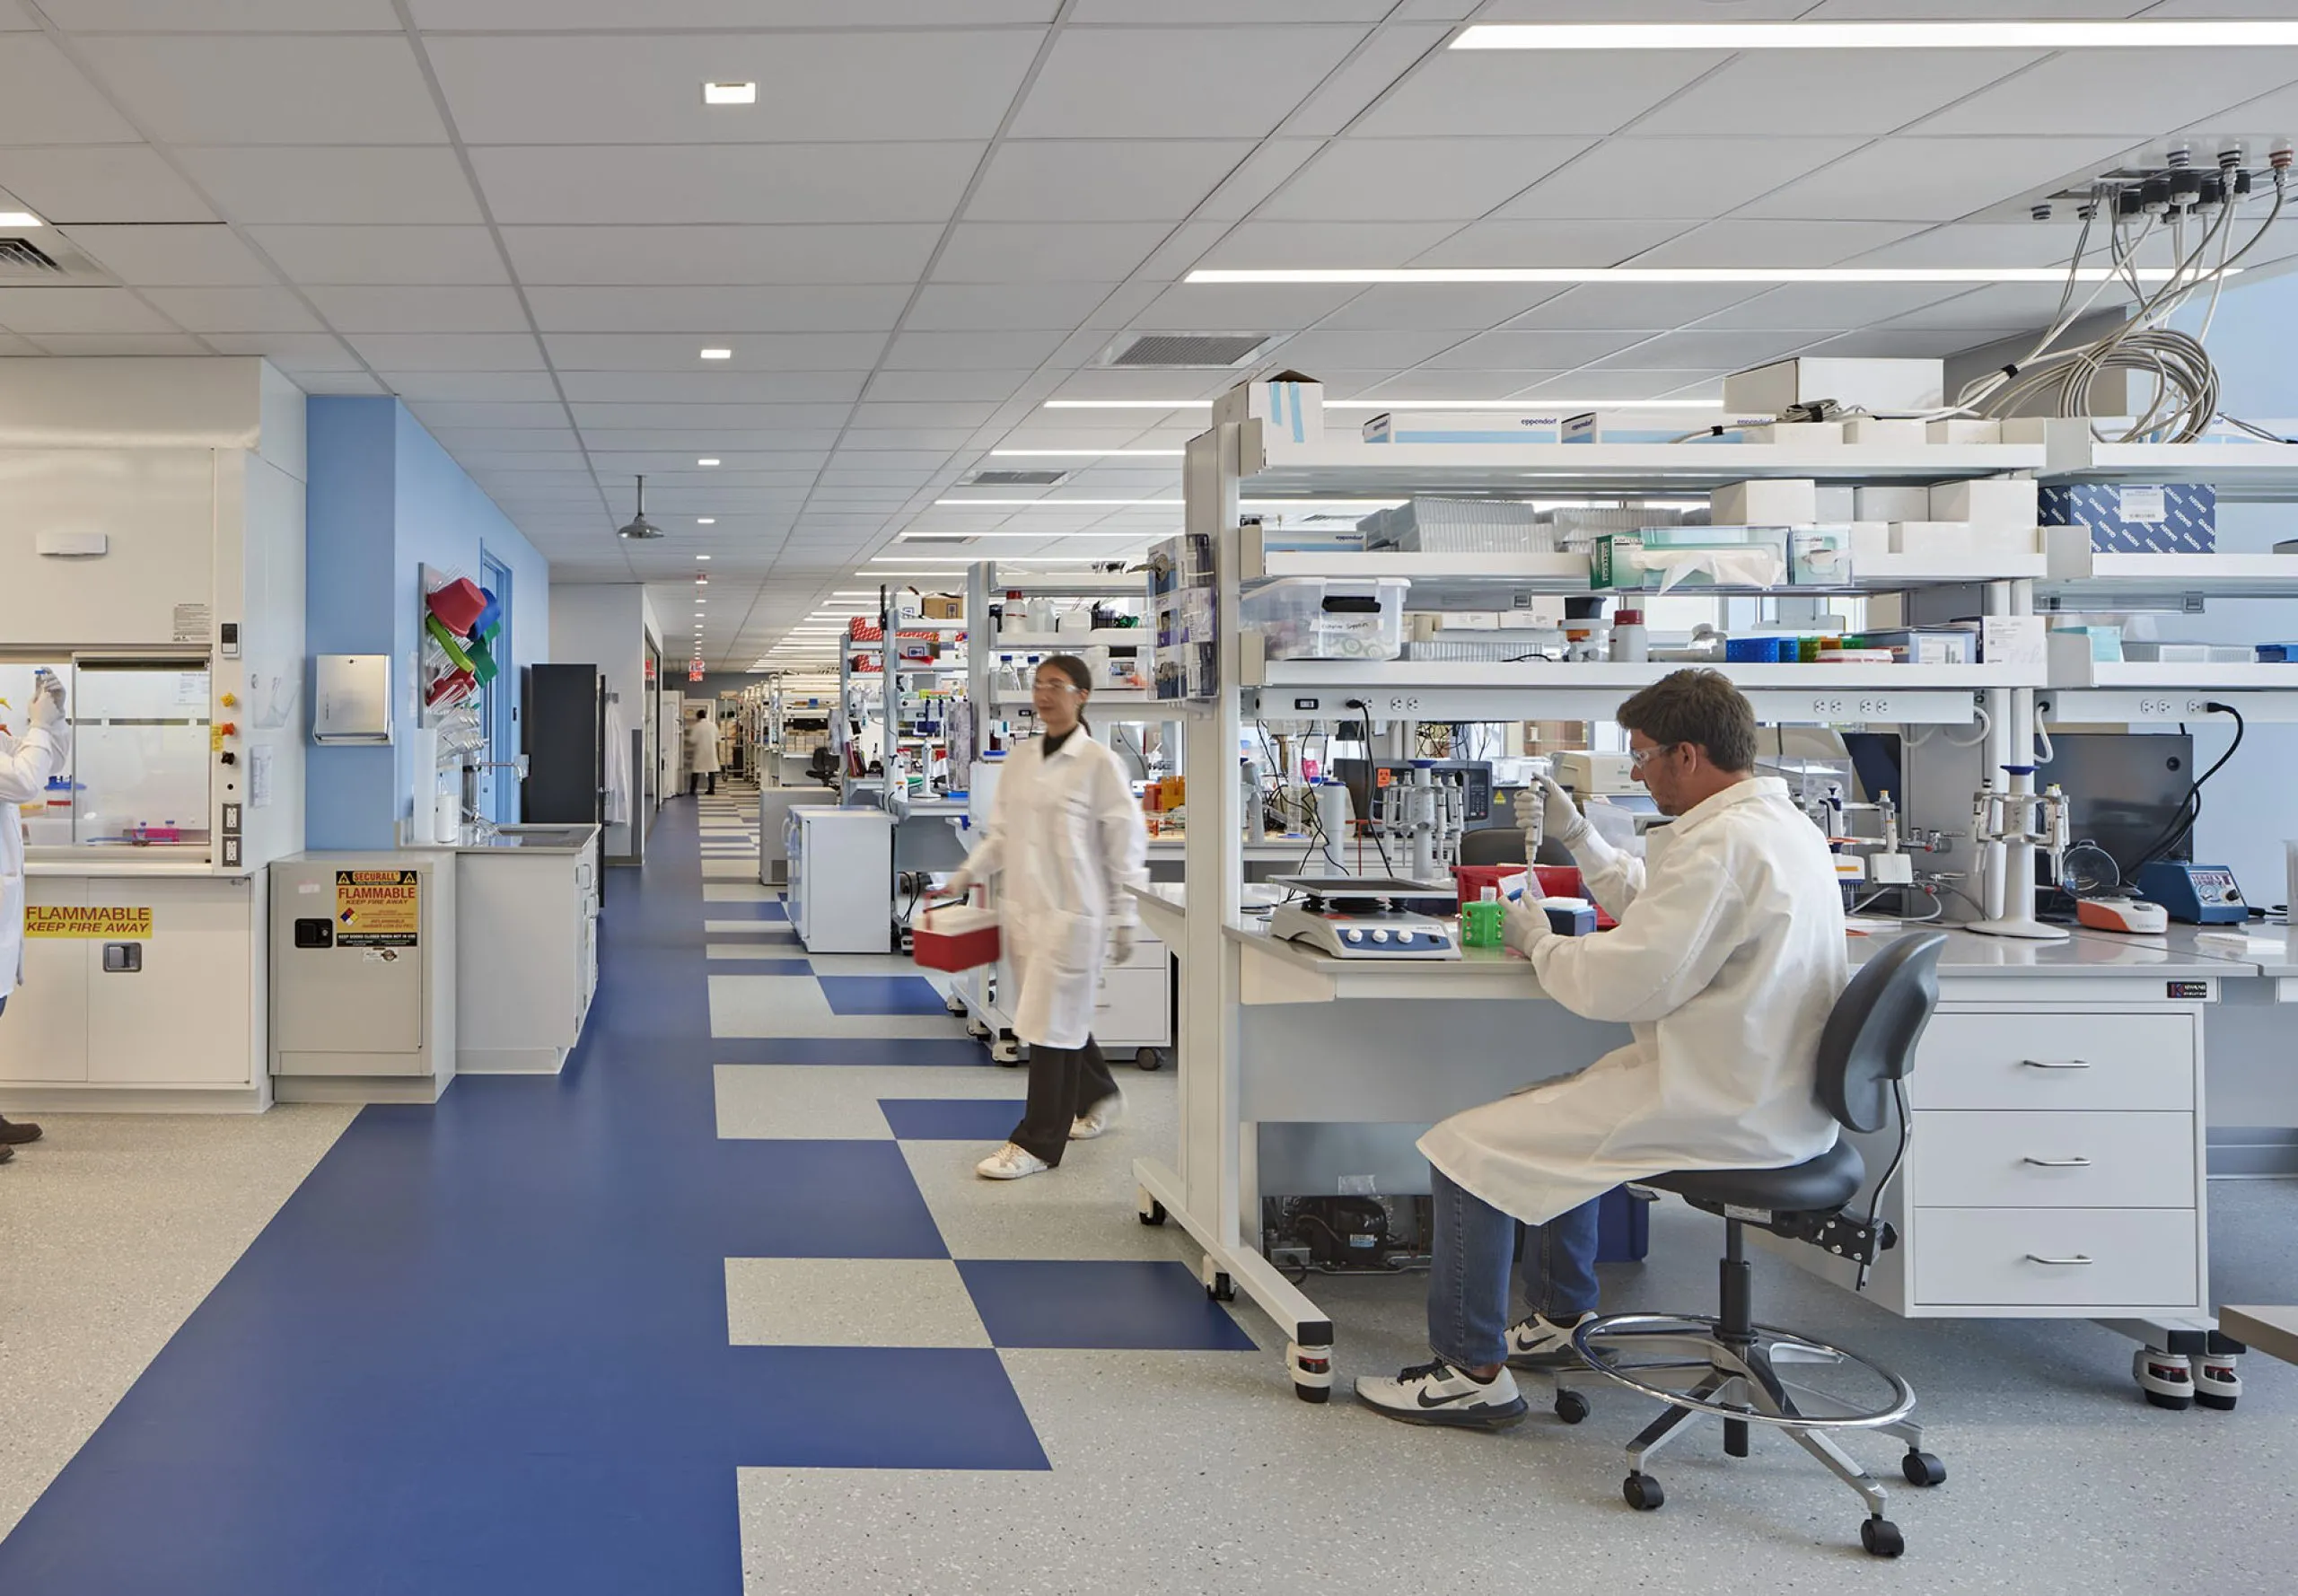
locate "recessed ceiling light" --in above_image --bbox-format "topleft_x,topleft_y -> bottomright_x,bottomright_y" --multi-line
702,81 -> 758,104
697,458 -> 720,467
697,517 -> 716,524
698,347 -> 732,361
1452,21 -> 2298,50
0,210 -> 43,228
696,554 -> 711,560
1187,267 -> 2204,286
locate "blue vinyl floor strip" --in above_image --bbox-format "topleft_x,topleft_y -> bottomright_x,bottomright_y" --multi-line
817,974 -> 956,1016
715,1037 -> 993,1067
878,1097 -> 1029,1140
958,1260 -> 1262,1352
0,800 -> 1047,1596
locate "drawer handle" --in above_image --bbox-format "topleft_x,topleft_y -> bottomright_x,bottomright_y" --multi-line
2020,1058 -> 2091,1070
2022,1156 -> 2094,1168
2025,1253 -> 2094,1267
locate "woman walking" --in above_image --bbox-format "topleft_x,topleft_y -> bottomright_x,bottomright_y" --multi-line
944,656 -> 1148,1180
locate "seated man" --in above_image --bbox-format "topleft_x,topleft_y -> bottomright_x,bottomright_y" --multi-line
1358,669 -> 1850,1428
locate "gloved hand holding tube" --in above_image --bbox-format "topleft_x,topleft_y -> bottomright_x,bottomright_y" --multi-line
1501,901 -> 1549,960
1110,925 -> 1135,965
30,670 -> 65,732
1532,773 -> 1589,855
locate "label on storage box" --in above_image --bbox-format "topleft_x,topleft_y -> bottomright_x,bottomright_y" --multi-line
24,906 -> 152,939
2117,486 -> 2168,523
335,869 -> 420,949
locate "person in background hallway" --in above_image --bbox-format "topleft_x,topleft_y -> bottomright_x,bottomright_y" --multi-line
943,655 -> 1149,1181
686,705 -> 721,796
0,671 -> 67,1162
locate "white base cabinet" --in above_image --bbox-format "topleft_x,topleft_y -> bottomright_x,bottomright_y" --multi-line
454,831 -> 602,1074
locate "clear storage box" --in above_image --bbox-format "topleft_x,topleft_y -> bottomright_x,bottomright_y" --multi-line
1242,577 -> 1410,661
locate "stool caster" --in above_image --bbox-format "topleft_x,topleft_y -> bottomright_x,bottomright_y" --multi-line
1860,1517 -> 1905,1558
2193,1351 -> 2241,1411
1287,1343 -> 1333,1404
1900,1450 -> 1945,1487
1553,1389 -> 1590,1425
2135,1347 -> 2195,1410
1622,1472 -> 1663,1512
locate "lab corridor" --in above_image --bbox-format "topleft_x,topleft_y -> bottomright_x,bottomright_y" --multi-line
0,788 -> 2293,1594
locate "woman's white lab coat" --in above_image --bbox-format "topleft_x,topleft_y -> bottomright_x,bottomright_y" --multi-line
958,731 -> 1149,1049
1418,777 -> 1848,1226
0,723 -> 65,995
685,715 -> 722,776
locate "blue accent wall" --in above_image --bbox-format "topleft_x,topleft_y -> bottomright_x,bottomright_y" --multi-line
306,397 -> 551,849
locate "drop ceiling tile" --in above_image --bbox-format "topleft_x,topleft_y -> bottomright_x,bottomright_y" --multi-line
199,332 -> 361,372
26,331 -> 209,355
1312,282 -> 1566,330
1922,50 -> 2298,138
426,427 -> 581,454
471,145 -> 983,226
1193,140 -> 1320,225
570,402 -> 854,431
557,369 -> 869,404
74,35 -> 447,145
1041,367 -> 1233,401
445,450 -> 588,471
293,371 -> 390,396
304,285 -> 531,333
496,224 -> 943,288
1741,136 -> 2136,224
1871,282 -> 2082,329
1351,48 -> 1727,137
1799,328 -> 2021,358
1585,329 -> 1834,372
0,146 -> 215,224
377,369 -> 560,401
1504,281 -> 1763,329
850,401 -> 1002,430
405,400 -> 571,431
1801,1 -> 2147,13
1631,49 -> 2041,137
837,429 -> 974,452
139,285 -> 324,333
54,224 -> 275,286
1011,26 -> 1369,139
411,1 -> 1057,29
931,222 -> 1174,285
1121,281 -> 1362,333
247,225 -> 509,285
1263,138 -> 1592,222
346,331 -> 546,371
176,147 -> 483,225
1694,282 -> 1979,329
1843,222 -> 2102,270
1411,219 -> 1688,268
1196,219 -> 1461,269
0,36 -> 141,145
546,331 -> 885,373
1255,329 -> 1466,370
864,370 -> 1040,406
1419,328 -> 1655,370
39,0 -> 397,24
965,140 -> 1250,225
0,285 -> 175,333
583,429 -> 844,454
1496,136 -> 1868,221
904,283 -> 1119,333
1331,370 -> 1563,402
1520,369 -> 1726,401
524,285 -> 913,335
1631,219 -> 1926,268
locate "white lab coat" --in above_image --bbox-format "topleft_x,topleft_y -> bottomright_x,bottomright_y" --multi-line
0,722 -> 65,995
1419,777 -> 1848,1226
959,730 -> 1149,1049
686,716 -> 722,776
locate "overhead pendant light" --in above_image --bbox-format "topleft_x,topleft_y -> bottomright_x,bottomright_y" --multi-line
617,475 -> 662,540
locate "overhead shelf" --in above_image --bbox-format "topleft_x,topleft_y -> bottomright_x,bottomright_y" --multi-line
2045,657 -> 2298,691
2040,437 -> 2298,499
1245,657 -> 2041,693
979,629 -> 1149,648
2039,528 -> 2298,597
992,686 -> 1155,706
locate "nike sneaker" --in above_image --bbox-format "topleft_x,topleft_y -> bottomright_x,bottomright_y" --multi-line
1355,1359 -> 1528,1430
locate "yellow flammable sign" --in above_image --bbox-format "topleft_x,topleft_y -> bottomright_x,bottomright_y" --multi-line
336,869 -> 420,949
25,906 -> 153,939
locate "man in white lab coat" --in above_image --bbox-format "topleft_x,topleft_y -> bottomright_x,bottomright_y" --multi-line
0,671 -> 67,1162
1358,670 -> 1848,1428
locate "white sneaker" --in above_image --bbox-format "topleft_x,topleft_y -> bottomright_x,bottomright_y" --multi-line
1355,1359 -> 1528,1431
1070,1090 -> 1124,1141
1505,1311 -> 1596,1372
976,1142 -> 1051,1181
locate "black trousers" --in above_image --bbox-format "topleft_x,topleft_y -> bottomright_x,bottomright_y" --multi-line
1009,1037 -> 1118,1166
689,772 -> 716,795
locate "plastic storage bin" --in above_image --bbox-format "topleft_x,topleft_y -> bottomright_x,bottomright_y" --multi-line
1242,577 -> 1410,661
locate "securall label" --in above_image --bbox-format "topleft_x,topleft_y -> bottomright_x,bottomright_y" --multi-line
24,906 -> 153,939
335,869 -> 420,949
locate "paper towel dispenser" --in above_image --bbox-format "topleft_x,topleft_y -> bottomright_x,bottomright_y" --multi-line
314,653 -> 391,745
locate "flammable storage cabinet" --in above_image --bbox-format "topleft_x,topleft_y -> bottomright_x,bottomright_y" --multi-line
270,853 -> 456,1104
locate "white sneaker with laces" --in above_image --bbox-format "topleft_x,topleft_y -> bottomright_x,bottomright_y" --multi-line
1069,1090 -> 1124,1141
976,1142 -> 1051,1180
1505,1311 -> 1596,1372
1355,1359 -> 1528,1430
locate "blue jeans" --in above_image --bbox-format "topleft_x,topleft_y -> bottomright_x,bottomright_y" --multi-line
1427,1164 -> 1601,1370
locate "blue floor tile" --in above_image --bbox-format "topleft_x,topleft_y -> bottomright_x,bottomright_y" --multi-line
818,975 -> 952,1016
711,959 -> 814,976
957,1260 -> 1260,1352
707,899 -> 788,921
716,1038 -> 993,1067
879,1098 -> 1025,1140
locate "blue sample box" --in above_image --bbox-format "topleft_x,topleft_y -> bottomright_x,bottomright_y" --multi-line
2039,482 -> 2216,553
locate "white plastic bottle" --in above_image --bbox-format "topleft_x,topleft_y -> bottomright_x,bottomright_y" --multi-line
1612,608 -> 1650,662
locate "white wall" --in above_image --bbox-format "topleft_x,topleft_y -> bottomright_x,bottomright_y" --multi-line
548,583 -> 651,860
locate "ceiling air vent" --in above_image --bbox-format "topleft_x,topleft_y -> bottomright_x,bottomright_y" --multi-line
0,232 -> 113,284
902,535 -> 980,548
967,469 -> 1067,487
1105,331 -> 1272,369
0,236 -> 62,276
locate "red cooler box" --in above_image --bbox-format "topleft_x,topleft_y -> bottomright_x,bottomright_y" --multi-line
912,902 -> 1001,973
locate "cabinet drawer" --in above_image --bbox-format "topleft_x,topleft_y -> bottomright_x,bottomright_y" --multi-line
1913,1207 -> 2198,1308
1094,967 -> 1164,1012
1110,931 -> 1168,971
1913,1013 -> 2194,1111
1911,1111 -> 2194,1209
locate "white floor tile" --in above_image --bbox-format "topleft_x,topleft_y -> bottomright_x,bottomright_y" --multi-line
708,975 -> 965,1039
724,1258 -> 989,1349
713,1065 -> 1022,1141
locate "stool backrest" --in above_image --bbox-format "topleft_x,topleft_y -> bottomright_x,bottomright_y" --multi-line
1815,931 -> 1947,1134
1458,828 -> 1527,866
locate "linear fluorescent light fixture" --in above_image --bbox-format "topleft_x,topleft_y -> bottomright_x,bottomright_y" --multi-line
697,458 -> 721,467
0,210 -> 42,227
990,447 -> 1187,458
1452,22 -> 2298,50
702,81 -> 758,104
934,497 -> 1180,507
1040,398 -> 1721,410
902,532 -> 1149,541
1188,267 -> 2208,286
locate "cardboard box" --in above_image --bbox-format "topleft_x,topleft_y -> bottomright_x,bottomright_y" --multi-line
2039,482 -> 2217,553
1724,357 -> 1944,417
1981,615 -> 2047,668
1842,417 -> 1929,446
1846,521 -> 1892,566
1214,372 -> 1322,446
1930,478 -> 2039,531
1928,418 -> 2004,444
920,594 -> 963,620
1366,409 -> 1562,444
1561,408 -> 1768,443
1711,478 -> 1818,526
1855,485 -> 1932,522
1815,484 -> 1856,521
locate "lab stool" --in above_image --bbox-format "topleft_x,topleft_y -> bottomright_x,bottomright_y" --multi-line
1564,932 -> 1952,1559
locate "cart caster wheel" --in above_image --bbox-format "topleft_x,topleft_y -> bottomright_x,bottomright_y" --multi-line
1134,1047 -> 1165,1073
2136,1347 -> 2193,1409
2194,1353 -> 2241,1411
1623,1473 -> 1663,1512
1206,1272 -> 1235,1303
1294,1381 -> 1330,1404
943,994 -> 968,1017
965,1019 -> 990,1040
1553,1390 -> 1590,1425
1900,1450 -> 1945,1487
1139,1198 -> 1168,1227
1860,1517 -> 1905,1558
989,1036 -> 1022,1066
1286,1342 -> 1333,1401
